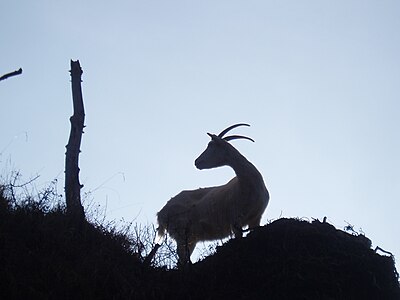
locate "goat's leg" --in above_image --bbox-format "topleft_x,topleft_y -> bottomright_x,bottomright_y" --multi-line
177,239 -> 197,267
232,222 -> 243,238
248,215 -> 262,229
240,216 -> 262,234
177,242 -> 189,266
177,240 -> 195,267
187,242 -> 196,259
232,213 -> 245,238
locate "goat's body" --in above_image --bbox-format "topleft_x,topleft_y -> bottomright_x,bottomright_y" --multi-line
156,124 -> 269,265
158,178 -> 241,241
157,169 -> 269,264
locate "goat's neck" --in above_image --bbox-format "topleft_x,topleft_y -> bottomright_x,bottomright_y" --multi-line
227,149 -> 264,190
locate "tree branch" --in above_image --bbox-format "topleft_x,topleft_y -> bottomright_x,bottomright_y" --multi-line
0,68 -> 23,81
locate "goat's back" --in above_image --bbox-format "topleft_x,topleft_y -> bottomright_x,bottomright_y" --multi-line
157,179 -> 242,240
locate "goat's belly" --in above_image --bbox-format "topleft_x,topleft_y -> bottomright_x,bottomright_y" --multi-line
193,220 -> 232,241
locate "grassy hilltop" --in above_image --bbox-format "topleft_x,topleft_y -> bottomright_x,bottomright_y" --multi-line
0,183 -> 399,299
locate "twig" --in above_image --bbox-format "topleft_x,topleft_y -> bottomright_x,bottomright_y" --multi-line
374,246 -> 394,257
143,244 -> 161,266
0,68 -> 23,81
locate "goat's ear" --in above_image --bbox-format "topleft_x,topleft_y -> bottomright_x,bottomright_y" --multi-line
207,133 -> 217,140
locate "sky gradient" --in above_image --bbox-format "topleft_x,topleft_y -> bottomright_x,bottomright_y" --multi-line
1,1 -> 399,262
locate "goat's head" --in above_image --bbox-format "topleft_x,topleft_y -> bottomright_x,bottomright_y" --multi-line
194,123 -> 255,170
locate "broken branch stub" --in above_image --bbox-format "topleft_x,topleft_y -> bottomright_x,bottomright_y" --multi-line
65,60 -> 85,224
0,68 -> 22,81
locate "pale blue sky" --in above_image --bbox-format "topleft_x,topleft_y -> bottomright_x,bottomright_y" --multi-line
1,1 -> 399,262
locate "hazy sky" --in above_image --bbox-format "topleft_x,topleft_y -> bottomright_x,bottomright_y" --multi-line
1,1 -> 399,263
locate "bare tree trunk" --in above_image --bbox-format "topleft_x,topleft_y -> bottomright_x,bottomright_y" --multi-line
65,60 -> 85,224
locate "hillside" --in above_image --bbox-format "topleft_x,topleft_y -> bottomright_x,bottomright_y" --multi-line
0,186 -> 399,299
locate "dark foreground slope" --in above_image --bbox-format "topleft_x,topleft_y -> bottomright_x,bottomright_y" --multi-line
187,218 -> 400,299
1,189 -> 399,299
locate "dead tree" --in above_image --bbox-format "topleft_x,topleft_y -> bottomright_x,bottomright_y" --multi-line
65,60 -> 85,224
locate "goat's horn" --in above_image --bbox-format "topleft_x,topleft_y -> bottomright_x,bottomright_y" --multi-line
223,135 -> 255,143
217,123 -> 250,138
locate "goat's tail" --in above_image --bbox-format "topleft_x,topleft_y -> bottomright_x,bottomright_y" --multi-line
155,219 -> 167,244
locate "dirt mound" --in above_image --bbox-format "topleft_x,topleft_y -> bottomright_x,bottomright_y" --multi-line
182,218 -> 400,299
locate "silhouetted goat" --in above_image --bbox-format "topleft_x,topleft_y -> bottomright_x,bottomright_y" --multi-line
157,123 -> 269,265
